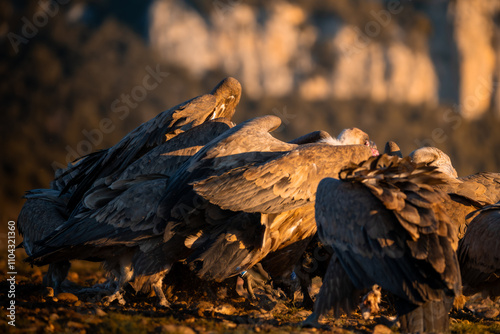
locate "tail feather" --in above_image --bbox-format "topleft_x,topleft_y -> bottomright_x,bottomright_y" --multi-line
312,252 -> 361,318
397,297 -> 453,334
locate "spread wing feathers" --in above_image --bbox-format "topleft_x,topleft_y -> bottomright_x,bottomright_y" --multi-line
27,176 -> 170,265
191,144 -> 373,214
83,174 -> 168,211
338,155 -> 455,245
435,172 -> 500,238
112,118 -> 234,183
174,204 -> 316,282
152,116 -> 357,280
315,154 -> 461,306
266,204 -> 317,252
156,115 -> 294,223
68,118 -> 234,219
184,115 -> 295,175
259,205 -> 317,277
85,176 -> 171,234
457,203 -> 500,297
458,172 -> 500,204
50,152 -> 101,192
17,189 -> 69,256
61,93 -> 220,211
185,205 -> 318,281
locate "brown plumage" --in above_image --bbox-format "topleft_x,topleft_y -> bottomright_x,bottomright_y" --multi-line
239,127 -> 376,300
82,118 -> 234,210
306,155 -> 461,333
59,77 -> 241,212
24,118 -> 235,305
17,189 -> 71,293
409,146 -> 458,178
29,115 -> 376,307
166,117 -> 376,280
410,146 -> 500,238
457,202 -> 500,297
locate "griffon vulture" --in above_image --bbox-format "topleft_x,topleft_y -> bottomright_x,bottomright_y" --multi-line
28,115 -> 376,307
21,118 -> 234,301
305,155 -> 461,333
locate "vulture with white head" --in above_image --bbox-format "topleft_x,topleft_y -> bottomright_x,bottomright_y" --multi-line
181,120 -> 377,281
28,115 -> 377,306
283,139 -> 401,309
305,155 -> 461,333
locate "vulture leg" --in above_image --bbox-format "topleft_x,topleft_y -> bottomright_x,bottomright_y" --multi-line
267,272 -> 299,301
151,270 -> 170,308
294,236 -> 333,310
299,273 -> 314,309
241,264 -> 283,300
359,285 -> 382,320
241,270 -> 257,300
102,258 -> 134,306
43,261 -> 71,294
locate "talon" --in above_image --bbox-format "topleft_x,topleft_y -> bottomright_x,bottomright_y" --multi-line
158,300 -> 171,309
102,290 -> 126,306
117,296 -> 126,306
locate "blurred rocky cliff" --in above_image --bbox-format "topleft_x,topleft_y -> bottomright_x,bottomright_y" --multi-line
149,0 -> 500,119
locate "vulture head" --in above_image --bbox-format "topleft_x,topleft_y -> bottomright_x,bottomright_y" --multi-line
409,146 -> 458,178
336,127 -> 379,156
210,77 -> 242,120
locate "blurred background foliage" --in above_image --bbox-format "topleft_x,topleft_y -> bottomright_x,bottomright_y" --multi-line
1,0 -> 500,232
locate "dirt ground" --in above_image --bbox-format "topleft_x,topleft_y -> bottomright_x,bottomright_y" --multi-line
1,253 -> 499,334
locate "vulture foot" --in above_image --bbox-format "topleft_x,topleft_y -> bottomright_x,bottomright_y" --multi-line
157,299 -> 171,309
152,279 -> 170,308
102,290 -> 126,306
359,284 -> 382,320
241,264 -> 283,300
453,293 -> 468,310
